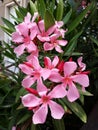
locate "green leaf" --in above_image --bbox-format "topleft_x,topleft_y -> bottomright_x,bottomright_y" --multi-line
15,87 -> 27,102
37,0 -> 46,18
0,25 -> 12,35
18,6 -> 27,17
64,31 -> 83,55
67,2 -> 94,34
30,0 -> 37,14
17,114 -> 31,125
90,36 -> 98,46
1,17 -> 15,32
44,9 -> 55,31
56,0 -> 64,21
63,8 -> 72,25
62,98 -> 87,123
52,118 -> 65,130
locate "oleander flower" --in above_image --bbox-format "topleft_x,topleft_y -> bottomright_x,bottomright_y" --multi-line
19,56 -> 51,92
22,85 -> 66,124
44,33 -> 68,53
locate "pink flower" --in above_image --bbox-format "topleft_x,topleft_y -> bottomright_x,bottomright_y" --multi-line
57,61 -> 89,102
37,20 -> 56,42
22,85 -> 66,124
77,56 -> 86,71
12,22 -> 38,56
24,12 -> 38,29
19,56 -> 51,92
44,56 -> 63,83
44,34 -> 68,53
54,21 -> 67,38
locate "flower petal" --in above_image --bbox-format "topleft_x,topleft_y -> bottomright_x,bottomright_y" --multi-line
67,82 -> 79,102
14,44 -> 25,56
55,45 -> 63,53
64,61 -> 77,76
16,22 -> 28,37
12,32 -> 23,43
22,76 -> 36,88
32,56 -> 41,70
22,93 -> 40,107
19,63 -> 33,75
33,104 -> 48,124
41,68 -> 51,80
57,40 -> 68,46
48,84 -> 67,98
49,72 -> 63,83
37,78 -> 48,93
72,74 -> 89,87
38,20 -> 45,32
44,42 -> 54,51
52,56 -> 59,67
26,41 -> 37,52
49,100 -> 64,119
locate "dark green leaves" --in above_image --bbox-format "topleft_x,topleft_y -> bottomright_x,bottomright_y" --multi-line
62,98 -> 87,123
44,10 -> 55,31
67,2 -> 94,34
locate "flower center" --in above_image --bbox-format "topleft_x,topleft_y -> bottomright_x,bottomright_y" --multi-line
42,95 -> 50,104
24,36 -> 30,44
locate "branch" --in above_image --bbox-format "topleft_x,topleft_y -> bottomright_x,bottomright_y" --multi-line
12,0 -> 20,7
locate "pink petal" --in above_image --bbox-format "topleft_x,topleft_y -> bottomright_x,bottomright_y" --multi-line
33,104 -> 48,124
38,20 -> 45,32
24,12 -> 31,24
22,93 -> 41,107
37,35 -> 50,42
32,56 -> 41,70
14,44 -> 25,56
22,76 -> 36,88
52,56 -> 59,67
57,40 -> 68,46
19,63 -> 33,75
30,26 -> 38,40
55,45 -> 63,53
44,42 -> 54,51
32,12 -> 38,22
49,72 -> 63,83
37,78 -> 48,93
77,57 -> 86,71
72,74 -> 89,87
48,84 -> 67,98
12,32 -> 23,43
44,57 -> 52,68
67,82 -> 79,102
16,22 -> 29,37
64,61 -> 77,76
55,21 -> 64,28
41,68 -> 51,80
47,25 -> 56,35
49,100 -> 64,119
26,41 -> 37,52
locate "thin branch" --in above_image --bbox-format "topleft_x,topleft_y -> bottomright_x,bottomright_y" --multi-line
12,0 -> 20,7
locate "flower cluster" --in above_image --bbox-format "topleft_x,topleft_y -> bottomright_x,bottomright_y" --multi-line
12,12 -> 89,124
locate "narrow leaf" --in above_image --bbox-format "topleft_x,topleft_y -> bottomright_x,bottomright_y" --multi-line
30,0 -> 37,14
63,8 -> 72,25
37,0 -> 46,18
56,0 -> 64,21
90,36 -> 98,46
44,9 -> 55,31
1,17 -> 15,32
67,2 -> 94,34
64,31 -> 83,55
62,98 -> 87,123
